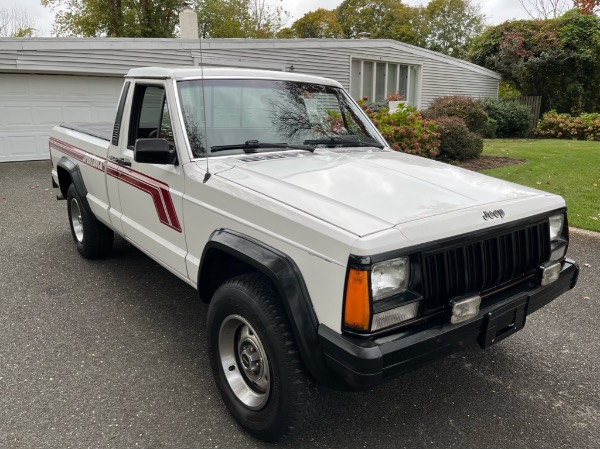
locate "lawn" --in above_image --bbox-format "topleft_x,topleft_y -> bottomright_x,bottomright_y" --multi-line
481,139 -> 600,232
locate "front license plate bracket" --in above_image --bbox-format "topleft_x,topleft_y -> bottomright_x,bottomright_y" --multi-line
480,296 -> 528,349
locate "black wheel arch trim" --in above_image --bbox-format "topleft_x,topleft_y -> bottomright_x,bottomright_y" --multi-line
56,156 -> 93,217
198,229 -> 339,386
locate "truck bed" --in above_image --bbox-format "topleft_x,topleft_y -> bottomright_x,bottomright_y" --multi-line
61,122 -> 113,142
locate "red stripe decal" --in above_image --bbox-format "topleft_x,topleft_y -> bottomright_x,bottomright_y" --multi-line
50,137 -> 182,233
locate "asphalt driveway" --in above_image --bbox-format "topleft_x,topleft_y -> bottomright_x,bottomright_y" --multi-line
1,161 -> 599,449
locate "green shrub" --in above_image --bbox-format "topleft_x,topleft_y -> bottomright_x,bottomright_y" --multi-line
536,110 -> 600,140
498,80 -> 521,99
423,96 -> 488,134
436,116 -> 483,161
482,118 -> 498,138
478,98 -> 533,138
358,99 -> 441,158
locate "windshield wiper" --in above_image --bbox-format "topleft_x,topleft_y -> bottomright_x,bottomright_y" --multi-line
304,138 -> 384,149
211,140 -> 314,154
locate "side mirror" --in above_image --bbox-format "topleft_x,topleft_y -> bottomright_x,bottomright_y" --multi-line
134,138 -> 177,165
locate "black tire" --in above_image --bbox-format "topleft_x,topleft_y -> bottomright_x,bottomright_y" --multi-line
207,273 -> 324,443
66,183 -> 114,259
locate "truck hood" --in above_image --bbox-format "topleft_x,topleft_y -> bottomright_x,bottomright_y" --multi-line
214,149 -> 553,237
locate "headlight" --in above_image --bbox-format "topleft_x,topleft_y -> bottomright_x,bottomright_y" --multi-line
547,213 -> 568,263
371,257 -> 409,301
549,214 -> 564,240
344,255 -> 420,334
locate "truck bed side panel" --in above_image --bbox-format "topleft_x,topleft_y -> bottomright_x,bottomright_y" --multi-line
49,126 -> 112,227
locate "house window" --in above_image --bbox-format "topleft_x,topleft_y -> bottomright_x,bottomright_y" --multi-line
350,59 -> 420,106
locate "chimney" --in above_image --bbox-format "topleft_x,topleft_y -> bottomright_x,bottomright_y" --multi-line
179,7 -> 199,39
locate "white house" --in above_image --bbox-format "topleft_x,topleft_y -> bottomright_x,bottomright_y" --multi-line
0,38 -> 501,162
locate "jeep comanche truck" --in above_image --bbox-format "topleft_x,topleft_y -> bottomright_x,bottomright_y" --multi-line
50,67 -> 579,442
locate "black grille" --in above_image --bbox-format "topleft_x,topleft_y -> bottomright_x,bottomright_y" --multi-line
421,221 -> 550,311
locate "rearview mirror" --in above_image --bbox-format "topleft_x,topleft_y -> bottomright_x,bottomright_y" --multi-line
134,138 -> 177,165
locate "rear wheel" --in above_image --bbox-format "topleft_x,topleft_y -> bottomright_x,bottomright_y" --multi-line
67,183 -> 113,258
207,273 -> 324,442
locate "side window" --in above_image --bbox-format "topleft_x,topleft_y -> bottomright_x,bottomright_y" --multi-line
128,84 -> 175,150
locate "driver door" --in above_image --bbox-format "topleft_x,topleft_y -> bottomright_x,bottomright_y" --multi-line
109,81 -> 188,279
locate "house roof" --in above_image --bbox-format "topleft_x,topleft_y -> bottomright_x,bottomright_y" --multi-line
201,38 -> 502,80
0,37 -> 500,80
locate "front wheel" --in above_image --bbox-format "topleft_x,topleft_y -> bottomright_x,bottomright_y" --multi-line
67,184 -> 113,258
207,273 -> 324,442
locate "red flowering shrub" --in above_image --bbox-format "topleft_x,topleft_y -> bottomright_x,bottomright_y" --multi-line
536,111 -> 600,140
357,99 -> 441,159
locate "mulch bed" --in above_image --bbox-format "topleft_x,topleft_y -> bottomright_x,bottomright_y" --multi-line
459,155 -> 526,171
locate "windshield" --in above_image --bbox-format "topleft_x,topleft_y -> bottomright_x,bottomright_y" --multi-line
176,79 -> 385,157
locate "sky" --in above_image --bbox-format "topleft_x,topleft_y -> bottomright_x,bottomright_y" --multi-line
0,0 -> 532,37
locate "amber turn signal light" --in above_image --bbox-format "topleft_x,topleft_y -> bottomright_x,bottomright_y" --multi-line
344,268 -> 370,331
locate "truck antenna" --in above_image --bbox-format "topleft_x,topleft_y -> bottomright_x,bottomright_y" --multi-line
198,20 -> 211,183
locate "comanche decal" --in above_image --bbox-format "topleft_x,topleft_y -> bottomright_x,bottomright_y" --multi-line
49,137 -> 182,233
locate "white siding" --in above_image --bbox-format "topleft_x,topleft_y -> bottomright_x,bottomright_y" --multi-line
197,45 -> 350,87
0,74 -> 123,162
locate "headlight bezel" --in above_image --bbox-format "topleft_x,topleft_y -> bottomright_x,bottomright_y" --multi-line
343,253 -> 423,336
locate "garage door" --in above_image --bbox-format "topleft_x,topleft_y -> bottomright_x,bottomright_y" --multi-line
0,74 -> 124,162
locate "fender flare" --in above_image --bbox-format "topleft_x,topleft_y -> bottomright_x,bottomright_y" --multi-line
199,229 -> 337,386
56,156 -> 93,217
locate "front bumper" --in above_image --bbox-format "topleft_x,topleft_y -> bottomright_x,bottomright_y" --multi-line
319,259 -> 579,391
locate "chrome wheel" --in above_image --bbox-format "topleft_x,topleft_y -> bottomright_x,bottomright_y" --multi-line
69,197 -> 84,243
218,314 -> 270,410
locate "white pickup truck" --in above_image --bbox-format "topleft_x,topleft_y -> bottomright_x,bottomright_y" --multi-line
50,67 -> 579,442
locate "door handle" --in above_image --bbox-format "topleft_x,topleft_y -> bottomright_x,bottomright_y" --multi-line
109,156 -> 132,167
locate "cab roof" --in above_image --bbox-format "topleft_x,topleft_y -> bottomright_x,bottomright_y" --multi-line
125,66 -> 343,88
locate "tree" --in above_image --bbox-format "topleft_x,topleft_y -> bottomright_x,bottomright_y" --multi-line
288,8 -> 343,38
195,0 -> 253,38
248,0 -> 289,38
573,0 -> 600,13
194,0 -> 288,38
275,26 -> 295,38
422,0 -> 486,59
0,7 -> 36,37
469,10 -> 600,113
336,0 -> 423,45
518,0 -> 569,19
518,0 -> 600,18
41,0 -> 186,37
